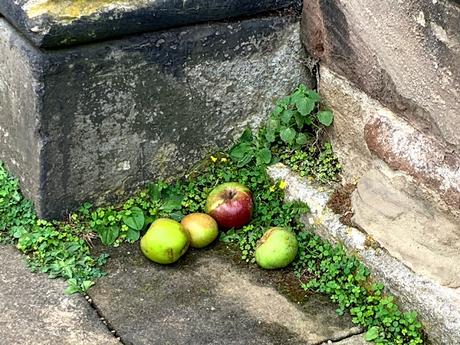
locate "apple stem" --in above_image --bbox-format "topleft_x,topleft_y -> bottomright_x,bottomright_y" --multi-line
224,189 -> 237,200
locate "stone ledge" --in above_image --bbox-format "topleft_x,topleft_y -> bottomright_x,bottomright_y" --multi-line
0,0 -> 301,48
267,163 -> 460,345
0,12 -> 312,219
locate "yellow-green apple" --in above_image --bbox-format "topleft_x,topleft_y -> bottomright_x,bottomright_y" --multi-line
255,227 -> 298,269
140,218 -> 190,264
181,213 -> 219,248
205,182 -> 253,229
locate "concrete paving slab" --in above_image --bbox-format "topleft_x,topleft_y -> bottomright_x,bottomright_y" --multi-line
88,242 -> 361,345
0,245 -> 120,345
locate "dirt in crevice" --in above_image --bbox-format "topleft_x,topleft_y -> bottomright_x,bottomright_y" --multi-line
327,183 -> 357,226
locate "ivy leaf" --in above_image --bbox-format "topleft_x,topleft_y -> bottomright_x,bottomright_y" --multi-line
122,207 -> 145,231
296,97 -> 316,116
236,154 -> 254,167
306,89 -> 321,102
98,225 -> 119,246
126,228 -> 141,242
161,196 -> 183,212
81,280 -> 94,292
280,128 -> 296,145
239,128 -> 253,143
265,130 -> 276,144
230,142 -> 254,160
365,326 -> 380,341
281,109 -> 295,124
257,148 -> 272,164
317,110 -> 334,126
295,133 -> 309,146
170,212 -> 184,222
272,105 -> 283,117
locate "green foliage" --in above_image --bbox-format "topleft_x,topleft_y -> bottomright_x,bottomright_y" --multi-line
229,84 -> 340,183
277,142 -> 342,184
0,162 -> 107,294
263,85 -> 328,147
294,230 -> 424,345
0,84 -> 424,344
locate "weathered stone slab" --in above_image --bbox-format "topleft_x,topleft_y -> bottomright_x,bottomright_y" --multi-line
352,167 -> 460,288
0,246 -> 120,345
301,0 -> 460,150
88,243 -> 361,345
0,0 -> 301,48
300,0 -> 460,218
267,163 -> 460,345
319,67 -> 460,218
0,12 -> 312,219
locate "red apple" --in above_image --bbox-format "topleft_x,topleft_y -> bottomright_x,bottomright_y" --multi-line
205,182 -> 253,229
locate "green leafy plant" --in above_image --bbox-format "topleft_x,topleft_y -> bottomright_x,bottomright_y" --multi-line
294,230 -> 424,344
263,85 -> 332,147
0,162 -> 107,294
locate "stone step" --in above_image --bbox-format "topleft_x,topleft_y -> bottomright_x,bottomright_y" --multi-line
0,0 -> 300,48
0,10 -> 312,219
0,245 -> 120,345
87,243 -> 363,345
267,163 -> 460,345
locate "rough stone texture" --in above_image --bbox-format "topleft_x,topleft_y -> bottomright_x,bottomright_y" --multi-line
365,111 -> 460,212
0,13 -> 313,219
0,245 -> 120,345
321,334 -> 367,345
352,167 -> 460,288
301,0 -> 460,150
88,243 -> 362,345
300,0 -> 460,220
319,67 -> 460,219
267,163 -> 460,345
0,0 -> 300,48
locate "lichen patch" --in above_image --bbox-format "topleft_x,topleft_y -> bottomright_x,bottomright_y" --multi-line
25,0 -> 151,22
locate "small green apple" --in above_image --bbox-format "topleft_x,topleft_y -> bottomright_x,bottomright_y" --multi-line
140,218 -> 190,264
255,227 -> 298,269
181,213 -> 219,248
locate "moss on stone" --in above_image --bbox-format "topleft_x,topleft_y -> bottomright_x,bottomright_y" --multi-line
26,0 -> 149,22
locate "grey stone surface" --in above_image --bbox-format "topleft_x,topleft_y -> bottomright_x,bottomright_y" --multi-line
0,245 -> 120,345
352,167 -> 460,288
88,243 -> 361,345
0,0 -> 300,48
0,12 -> 313,219
267,163 -> 460,345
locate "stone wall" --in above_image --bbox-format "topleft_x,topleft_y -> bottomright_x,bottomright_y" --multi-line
300,1 -> 460,343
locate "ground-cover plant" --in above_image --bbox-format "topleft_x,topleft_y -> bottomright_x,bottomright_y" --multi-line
0,85 -> 424,344
0,162 -> 108,294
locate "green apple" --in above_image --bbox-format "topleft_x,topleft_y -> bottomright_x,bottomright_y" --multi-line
255,227 -> 298,269
181,213 -> 219,248
140,218 -> 190,264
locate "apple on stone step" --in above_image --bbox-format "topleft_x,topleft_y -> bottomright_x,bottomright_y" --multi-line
181,213 -> 219,248
205,182 -> 253,230
255,227 -> 298,269
140,218 -> 190,264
